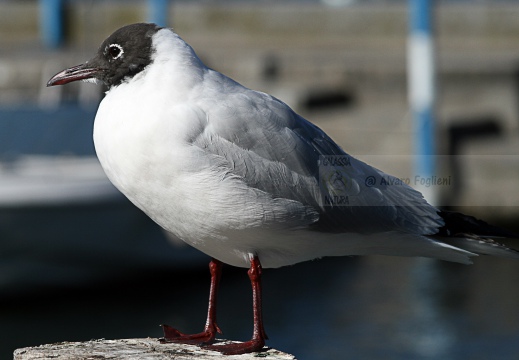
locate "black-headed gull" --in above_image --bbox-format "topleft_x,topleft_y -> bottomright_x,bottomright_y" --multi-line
47,23 -> 519,355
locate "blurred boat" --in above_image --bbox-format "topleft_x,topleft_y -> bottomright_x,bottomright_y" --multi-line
0,105 -> 207,295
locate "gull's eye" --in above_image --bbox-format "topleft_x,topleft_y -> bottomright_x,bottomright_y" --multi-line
107,44 -> 124,60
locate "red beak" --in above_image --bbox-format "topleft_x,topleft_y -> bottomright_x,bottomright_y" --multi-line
47,64 -> 101,86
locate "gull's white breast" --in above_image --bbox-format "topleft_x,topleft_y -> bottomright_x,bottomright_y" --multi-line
92,53 -> 316,268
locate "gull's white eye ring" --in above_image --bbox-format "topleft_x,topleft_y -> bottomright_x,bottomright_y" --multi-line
107,44 -> 124,60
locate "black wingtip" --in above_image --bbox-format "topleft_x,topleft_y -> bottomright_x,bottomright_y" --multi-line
437,210 -> 519,239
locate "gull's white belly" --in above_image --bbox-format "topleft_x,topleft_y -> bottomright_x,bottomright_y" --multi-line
92,86 -> 317,268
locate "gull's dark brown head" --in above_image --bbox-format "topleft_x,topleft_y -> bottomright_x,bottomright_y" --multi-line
47,23 -> 161,89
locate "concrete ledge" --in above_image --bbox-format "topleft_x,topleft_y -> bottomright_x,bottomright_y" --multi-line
13,338 -> 297,360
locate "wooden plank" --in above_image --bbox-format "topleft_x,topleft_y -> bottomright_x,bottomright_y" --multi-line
13,338 -> 297,359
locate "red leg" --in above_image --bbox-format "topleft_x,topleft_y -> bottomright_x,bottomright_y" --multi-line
204,255 -> 268,355
160,258 -> 223,345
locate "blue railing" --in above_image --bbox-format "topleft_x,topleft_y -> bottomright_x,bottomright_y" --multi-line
40,0 -> 170,49
40,0 -> 64,49
408,0 -> 437,204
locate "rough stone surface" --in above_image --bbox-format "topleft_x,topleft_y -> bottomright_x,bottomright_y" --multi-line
13,338 -> 297,360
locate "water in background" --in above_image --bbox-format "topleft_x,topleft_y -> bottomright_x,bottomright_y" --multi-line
2,243 -> 519,360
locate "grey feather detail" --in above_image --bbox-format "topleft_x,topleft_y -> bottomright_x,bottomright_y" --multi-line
193,81 -> 444,236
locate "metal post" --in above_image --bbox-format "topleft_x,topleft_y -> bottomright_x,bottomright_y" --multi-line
148,0 -> 169,27
40,0 -> 64,49
408,0 -> 436,205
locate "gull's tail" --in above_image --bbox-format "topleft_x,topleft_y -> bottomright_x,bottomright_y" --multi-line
435,210 -> 519,260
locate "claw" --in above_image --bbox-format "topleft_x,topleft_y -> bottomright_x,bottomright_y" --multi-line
160,324 -> 217,345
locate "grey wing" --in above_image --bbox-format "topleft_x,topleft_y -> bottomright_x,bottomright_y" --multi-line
194,88 -> 443,236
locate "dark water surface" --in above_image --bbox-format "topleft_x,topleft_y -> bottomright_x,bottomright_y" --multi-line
2,250 -> 519,360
